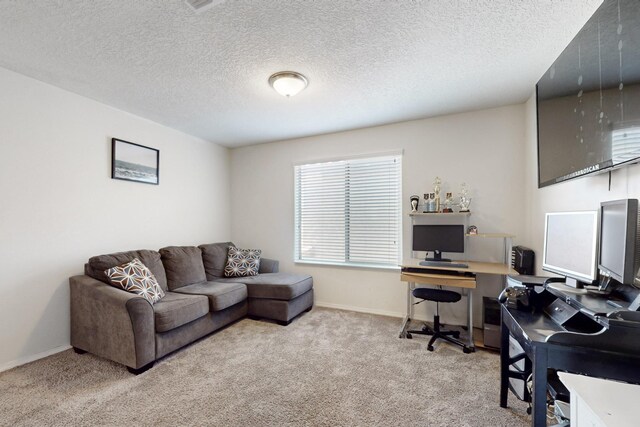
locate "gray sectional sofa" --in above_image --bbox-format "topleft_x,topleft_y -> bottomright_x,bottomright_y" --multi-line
69,242 -> 313,374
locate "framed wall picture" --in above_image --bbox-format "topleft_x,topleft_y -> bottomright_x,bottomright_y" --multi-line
111,138 -> 159,185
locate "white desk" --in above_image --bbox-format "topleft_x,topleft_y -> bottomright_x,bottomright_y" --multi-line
399,259 -> 516,349
559,372 -> 639,427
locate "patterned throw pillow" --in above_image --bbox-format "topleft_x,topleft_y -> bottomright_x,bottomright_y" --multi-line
224,247 -> 262,277
104,258 -> 165,304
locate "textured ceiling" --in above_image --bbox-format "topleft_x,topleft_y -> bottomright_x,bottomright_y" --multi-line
0,0 -> 603,147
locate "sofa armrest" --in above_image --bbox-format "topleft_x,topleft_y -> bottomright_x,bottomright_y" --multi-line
259,258 -> 279,274
69,275 -> 155,369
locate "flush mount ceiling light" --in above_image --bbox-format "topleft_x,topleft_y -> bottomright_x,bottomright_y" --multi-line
268,71 -> 308,97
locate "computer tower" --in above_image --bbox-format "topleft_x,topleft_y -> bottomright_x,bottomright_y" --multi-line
511,246 -> 535,275
485,248 -> 535,349
482,296 -> 501,349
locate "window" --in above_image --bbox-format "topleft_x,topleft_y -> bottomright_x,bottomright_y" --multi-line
294,154 -> 402,268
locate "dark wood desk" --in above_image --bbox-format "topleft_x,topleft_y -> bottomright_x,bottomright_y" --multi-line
500,286 -> 640,427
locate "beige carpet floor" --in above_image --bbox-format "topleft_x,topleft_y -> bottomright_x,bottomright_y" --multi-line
0,308 -> 529,426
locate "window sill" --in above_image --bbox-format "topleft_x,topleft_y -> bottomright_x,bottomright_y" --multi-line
294,260 -> 400,271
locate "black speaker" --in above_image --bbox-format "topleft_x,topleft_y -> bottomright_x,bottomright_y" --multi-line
511,245 -> 535,275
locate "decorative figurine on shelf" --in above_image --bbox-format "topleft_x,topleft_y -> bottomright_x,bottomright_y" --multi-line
443,192 -> 454,213
459,182 -> 471,212
427,193 -> 437,212
467,225 -> 478,235
410,195 -> 420,213
422,193 -> 430,213
433,176 -> 442,213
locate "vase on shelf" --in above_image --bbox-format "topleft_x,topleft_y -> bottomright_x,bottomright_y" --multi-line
433,176 -> 441,213
458,183 -> 471,212
443,192 -> 454,213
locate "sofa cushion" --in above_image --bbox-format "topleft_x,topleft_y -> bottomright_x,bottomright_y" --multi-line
217,273 -> 313,301
159,246 -> 207,291
199,242 -> 235,279
174,281 -> 248,312
153,292 -> 209,333
86,249 -> 168,291
104,258 -> 165,304
224,247 -> 261,277
258,258 -> 279,274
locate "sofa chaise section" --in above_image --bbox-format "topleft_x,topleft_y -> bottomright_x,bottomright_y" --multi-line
199,243 -> 314,325
217,272 -> 314,324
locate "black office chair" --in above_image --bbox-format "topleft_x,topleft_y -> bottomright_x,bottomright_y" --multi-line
406,287 -> 471,353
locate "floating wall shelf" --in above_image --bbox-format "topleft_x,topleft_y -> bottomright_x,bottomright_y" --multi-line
409,212 -> 471,217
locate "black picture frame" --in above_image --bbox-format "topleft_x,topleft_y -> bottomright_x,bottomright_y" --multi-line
111,138 -> 159,185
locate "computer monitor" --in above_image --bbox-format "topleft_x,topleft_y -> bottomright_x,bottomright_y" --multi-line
543,211 -> 599,288
412,224 -> 464,262
598,199 -> 640,289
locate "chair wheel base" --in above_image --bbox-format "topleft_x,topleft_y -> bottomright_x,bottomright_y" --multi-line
427,345 -> 434,352
406,333 -> 412,339
463,347 -> 473,354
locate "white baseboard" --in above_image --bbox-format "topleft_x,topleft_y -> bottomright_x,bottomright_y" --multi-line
0,345 -> 71,373
314,301 -> 420,320
313,302 -> 462,325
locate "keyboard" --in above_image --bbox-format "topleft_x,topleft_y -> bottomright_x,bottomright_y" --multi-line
419,260 -> 469,269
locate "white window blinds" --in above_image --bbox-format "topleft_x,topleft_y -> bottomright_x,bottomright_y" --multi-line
294,154 -> 402,268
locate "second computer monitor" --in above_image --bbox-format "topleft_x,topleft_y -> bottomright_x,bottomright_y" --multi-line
599,199 -> 640,287
412,224 -> 465,261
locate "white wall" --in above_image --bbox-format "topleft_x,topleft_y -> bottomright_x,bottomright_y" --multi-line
522,93 -> 640,273
0,67 -> 230,371
230,104 -> 527,324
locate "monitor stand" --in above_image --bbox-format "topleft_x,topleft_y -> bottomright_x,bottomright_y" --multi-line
423,250 -> 451,262
565,277 -> 582,289
547,282 -> 589,295
547,277 -> 589,295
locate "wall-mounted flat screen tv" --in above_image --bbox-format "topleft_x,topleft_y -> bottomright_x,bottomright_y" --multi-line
537,0 -> 640,188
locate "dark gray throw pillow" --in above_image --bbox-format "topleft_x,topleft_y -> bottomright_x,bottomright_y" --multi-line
199,242 -> 236,280
160,246 -> 207,290
87,249 -> 168,291
224,247 -> 261,277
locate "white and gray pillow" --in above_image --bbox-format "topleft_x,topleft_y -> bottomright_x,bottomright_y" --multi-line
104,258 -> 165,304
224,247 -> 261,277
